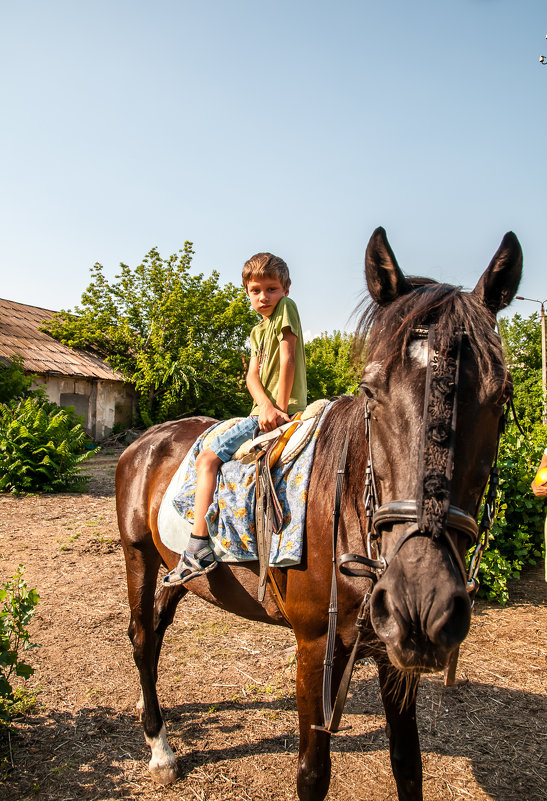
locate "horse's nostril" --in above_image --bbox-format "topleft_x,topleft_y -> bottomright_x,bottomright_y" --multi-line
370,587 -> 408,643
428,592 -> 471,648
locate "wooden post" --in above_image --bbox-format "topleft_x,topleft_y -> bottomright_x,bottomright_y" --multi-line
443,646 -> 468,687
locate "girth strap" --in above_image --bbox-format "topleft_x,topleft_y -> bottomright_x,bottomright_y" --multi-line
266,567 -> 291,625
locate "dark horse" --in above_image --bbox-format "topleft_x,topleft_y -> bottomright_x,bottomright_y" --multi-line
116,228 -> 522,801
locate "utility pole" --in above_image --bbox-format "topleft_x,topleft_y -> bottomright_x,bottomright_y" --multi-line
516,296 -> 547,425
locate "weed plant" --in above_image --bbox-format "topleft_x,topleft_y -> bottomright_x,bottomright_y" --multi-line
0,396 -> 97,493
0,568 -> 39,725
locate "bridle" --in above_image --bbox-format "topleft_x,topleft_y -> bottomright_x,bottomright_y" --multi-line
315,323 -> 507,734
338,323 -> 506,599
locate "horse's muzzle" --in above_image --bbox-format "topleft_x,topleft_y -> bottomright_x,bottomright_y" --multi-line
369,538 -> 472,672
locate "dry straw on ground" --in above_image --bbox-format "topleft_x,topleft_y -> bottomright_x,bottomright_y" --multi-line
0,448 -> 545,801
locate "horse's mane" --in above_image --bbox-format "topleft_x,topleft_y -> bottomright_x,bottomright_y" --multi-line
315,279 -> 509,489
353,278 -> 506,384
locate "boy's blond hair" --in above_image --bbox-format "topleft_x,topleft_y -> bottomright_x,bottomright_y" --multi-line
242,252 -> 291,291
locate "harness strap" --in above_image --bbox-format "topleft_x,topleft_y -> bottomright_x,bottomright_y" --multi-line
266,567 -> 291,625
416,326 -> 463,538
256,439 -> 283,603
311,434 -> 349,734
509,395 -> 526,438
315,596 -> 369,734
372,500 -> 479,545
337,551 -> 384,580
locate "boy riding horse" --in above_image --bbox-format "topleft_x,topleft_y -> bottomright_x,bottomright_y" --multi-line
163,252 -> 307,585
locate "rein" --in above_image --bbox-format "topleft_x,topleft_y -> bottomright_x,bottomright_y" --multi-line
316,324 -> 506,734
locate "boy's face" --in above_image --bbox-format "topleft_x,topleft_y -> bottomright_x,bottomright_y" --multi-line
246,276 -> 289,319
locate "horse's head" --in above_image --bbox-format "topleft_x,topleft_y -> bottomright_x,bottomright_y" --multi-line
359,227 -> 522,672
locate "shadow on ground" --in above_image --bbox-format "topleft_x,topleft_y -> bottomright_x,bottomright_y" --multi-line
3,676 -> 545,801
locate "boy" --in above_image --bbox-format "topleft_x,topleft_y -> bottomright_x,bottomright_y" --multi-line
163,252 -> 307,586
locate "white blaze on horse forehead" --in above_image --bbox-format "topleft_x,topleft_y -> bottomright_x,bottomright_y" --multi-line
408,339 -> 429,368
362,361 -> 384,380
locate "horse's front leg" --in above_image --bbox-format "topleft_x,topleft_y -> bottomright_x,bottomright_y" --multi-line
377,660 -> 423,801
294,635 -> 342,801
124,540 -> 185,785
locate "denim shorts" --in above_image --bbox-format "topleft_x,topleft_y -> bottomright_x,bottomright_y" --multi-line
208,416 -> 259,463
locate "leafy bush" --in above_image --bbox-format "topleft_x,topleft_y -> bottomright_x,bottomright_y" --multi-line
0,356 -> 35,404
0,396 -> 97,493
477,424 -> 545,603
0,568 -> 39,725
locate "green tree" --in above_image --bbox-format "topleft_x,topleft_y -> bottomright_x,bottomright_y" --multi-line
43,244 -> 257,424
305,331 -> 359,401
499,312 -> 543,427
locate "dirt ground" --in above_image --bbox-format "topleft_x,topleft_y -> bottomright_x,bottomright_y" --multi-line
0,447 -> 545,801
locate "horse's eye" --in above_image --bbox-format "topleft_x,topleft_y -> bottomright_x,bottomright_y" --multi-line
360,383 -> 375,400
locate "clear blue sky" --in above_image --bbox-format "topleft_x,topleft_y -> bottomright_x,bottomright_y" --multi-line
2,0 -> 546,338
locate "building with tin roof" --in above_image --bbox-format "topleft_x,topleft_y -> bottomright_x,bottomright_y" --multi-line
0,297 -> 136,440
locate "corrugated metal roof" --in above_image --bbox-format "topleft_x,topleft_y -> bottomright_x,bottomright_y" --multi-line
0,297 -> 125,381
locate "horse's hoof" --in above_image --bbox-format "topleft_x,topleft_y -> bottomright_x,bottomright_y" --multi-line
149,762 -> 178,785
145,725 -> 177,784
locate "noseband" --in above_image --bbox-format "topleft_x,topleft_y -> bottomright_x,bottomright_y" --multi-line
338,323 -> 504,598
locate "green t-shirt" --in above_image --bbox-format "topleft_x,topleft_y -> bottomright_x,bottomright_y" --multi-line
249,296 -> 307,416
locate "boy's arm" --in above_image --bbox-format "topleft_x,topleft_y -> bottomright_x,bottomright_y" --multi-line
276,328 -> 297,415
246,356 -> 290,431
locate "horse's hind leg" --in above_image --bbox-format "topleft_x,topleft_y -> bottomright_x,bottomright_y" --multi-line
124,539 -> 186,784
377,661 -> 423,801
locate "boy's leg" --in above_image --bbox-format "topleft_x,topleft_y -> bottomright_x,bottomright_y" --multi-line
188,448 -> 223,543
163,418 -> 258,587
163,448 -> 220,586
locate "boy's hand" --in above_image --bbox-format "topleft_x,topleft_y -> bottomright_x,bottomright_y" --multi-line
258,400 -> 290,432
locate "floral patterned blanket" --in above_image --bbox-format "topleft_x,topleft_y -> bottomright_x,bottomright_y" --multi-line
158,403 -> 332,566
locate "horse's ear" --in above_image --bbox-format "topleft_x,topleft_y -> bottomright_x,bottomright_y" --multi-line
365,227 -> 412,304
472,232 -> 523,314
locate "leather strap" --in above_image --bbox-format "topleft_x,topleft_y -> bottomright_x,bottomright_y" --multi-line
255,452 -> 269,602
269,413 -> 303,468
256,440 -> 284,602
316,597 -> 369,734
312,434 -> 349,733
266,568 -> 291,625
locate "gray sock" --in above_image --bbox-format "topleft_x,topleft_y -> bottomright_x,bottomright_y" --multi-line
186,534 -> 212,559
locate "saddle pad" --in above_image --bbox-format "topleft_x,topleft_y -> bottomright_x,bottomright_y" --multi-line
158,401 -> 333,565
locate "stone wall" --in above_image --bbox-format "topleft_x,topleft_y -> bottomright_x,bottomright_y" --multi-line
32,375 -> 136,440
